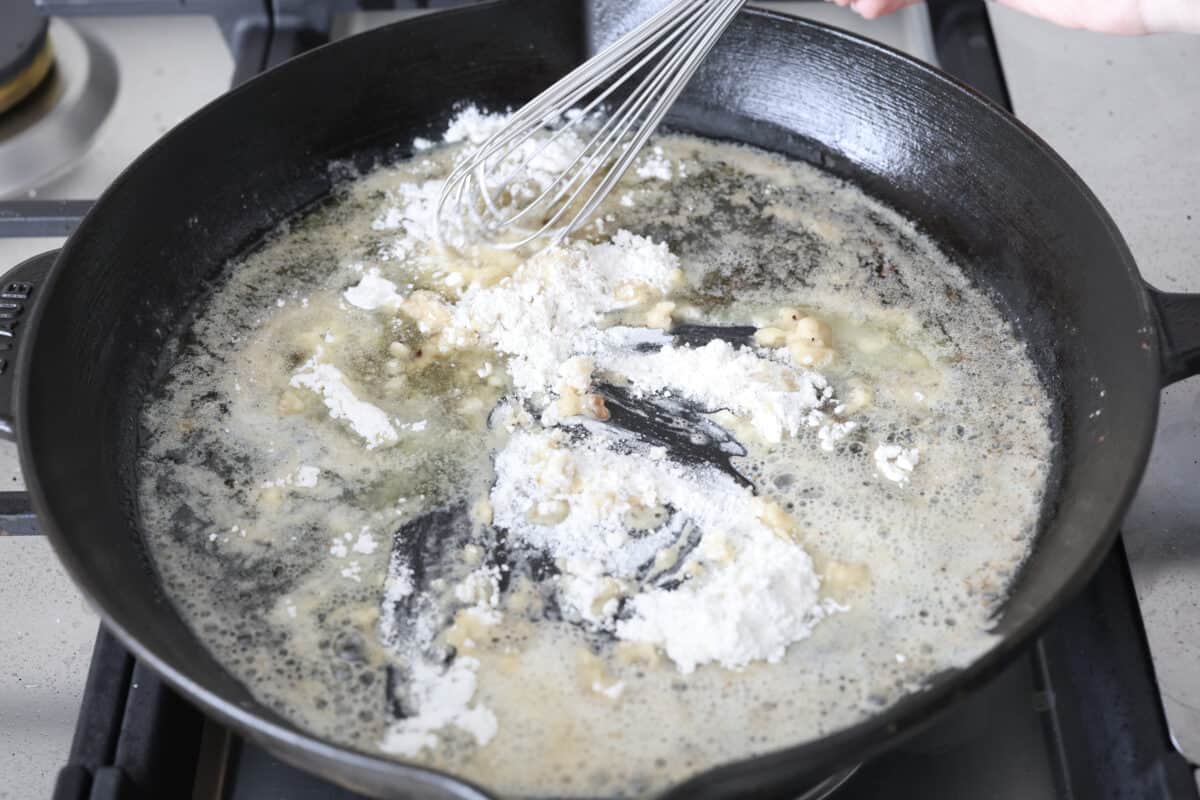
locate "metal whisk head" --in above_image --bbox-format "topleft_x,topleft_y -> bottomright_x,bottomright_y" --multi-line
436,0 -> 746,251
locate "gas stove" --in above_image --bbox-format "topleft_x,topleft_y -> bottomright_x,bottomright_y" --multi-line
1,1 -> 1198,798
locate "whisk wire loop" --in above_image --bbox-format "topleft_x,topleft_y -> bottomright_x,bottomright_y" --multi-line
483,2 -> 713,231
435,0 -> 746,250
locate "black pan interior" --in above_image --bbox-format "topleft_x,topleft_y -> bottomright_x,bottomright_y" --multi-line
21,2 -> 1161,797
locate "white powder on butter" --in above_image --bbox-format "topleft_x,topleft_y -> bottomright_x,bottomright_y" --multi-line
329,534 -> 349,558
352,529 -> 378,555
294,465 -> 320,487
874,443 -> 919,484
261,464 -> 320,489
454,565 -> 502,617
380,656 -> 498,757
595,339 -> 832,444
559,559 -> 625,629
371,106 -> 597,252
492,430 -> 693,575
379,555 -> 414,649
290,351 -> 398,449
344,270 -> 404,310
443,230 -> 681,398
491,428 -> 831,671
367,108 -> 876,728
617,533 -> 832,674
359,109 -> 865,681
442,106 -> 508,145
635,146 -> 673,182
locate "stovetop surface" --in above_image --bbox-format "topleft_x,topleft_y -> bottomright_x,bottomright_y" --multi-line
2,1 -> 1199,797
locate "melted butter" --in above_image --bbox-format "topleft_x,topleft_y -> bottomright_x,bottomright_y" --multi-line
138,133 -> 1053,798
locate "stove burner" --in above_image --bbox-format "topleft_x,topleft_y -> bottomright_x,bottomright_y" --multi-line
0,20 -> 117,199
0,0 -> 51,112
0,0 -> 52,115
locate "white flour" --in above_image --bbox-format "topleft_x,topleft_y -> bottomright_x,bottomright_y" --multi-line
394,106 -> 598,251
380,657 -> 498,757
874,443 -> 920,484
595,339 -> 844,445
442,229 -> 682,398
344,270 -> 405,310
289,352 -> 398,449
260,464 -> 320,489
441,105 -> 509,145
379,557 -> 415,649
490,427 -> 833,671
635,145 -> 675,182
617,537 -> 836,673
493,429 -> 711,575
358,110 -> 865,711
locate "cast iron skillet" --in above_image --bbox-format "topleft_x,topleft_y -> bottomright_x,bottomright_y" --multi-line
2,2 -> 1198,798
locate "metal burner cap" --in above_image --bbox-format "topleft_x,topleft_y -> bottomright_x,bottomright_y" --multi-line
0,0 -> 52,113
0,20 -> 117,198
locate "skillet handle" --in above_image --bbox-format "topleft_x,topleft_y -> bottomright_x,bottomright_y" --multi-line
0,250 -> 58,441
1147,286 -> 1200,386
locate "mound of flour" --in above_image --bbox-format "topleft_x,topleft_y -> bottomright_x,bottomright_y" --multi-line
491,428 -> 834,672
441,229 -> 682,397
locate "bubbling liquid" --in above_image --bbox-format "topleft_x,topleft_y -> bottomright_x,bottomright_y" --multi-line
138,129 -> 1053,798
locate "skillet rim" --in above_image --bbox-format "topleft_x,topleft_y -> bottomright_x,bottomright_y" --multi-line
17,3 -> 1161,796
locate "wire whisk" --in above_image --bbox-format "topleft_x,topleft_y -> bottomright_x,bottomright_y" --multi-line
436,0 -> 746,251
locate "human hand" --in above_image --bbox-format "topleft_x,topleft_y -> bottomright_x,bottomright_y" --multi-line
827,0 -> 1200,34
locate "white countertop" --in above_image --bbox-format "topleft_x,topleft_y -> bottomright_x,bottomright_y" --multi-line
2,4 -> 1198,797
0,538 -> 98,800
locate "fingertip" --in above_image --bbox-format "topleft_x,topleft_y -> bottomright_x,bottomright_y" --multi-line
849,0 -> 921,20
